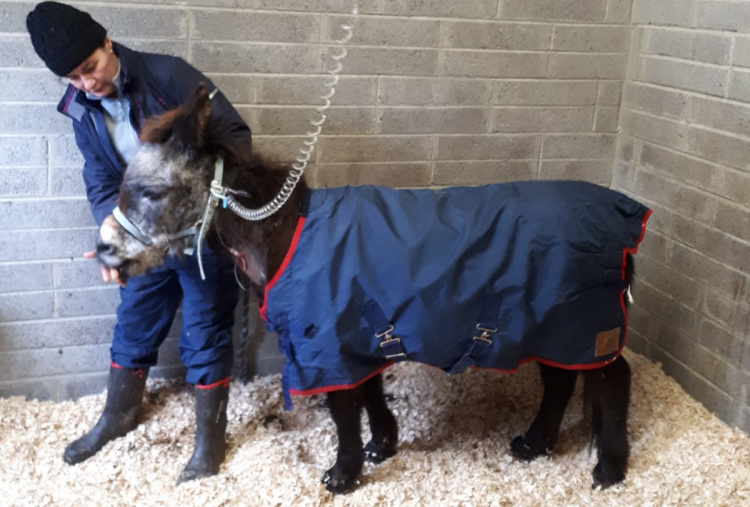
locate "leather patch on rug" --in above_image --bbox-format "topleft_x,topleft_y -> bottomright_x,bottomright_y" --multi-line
595,327 -> 621,357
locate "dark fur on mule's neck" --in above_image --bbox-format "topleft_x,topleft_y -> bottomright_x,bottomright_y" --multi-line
213,151 -> 307,293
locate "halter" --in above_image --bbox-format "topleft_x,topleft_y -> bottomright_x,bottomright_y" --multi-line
112,156 -> 226,280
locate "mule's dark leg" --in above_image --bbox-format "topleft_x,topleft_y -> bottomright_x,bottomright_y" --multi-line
584,356 -> 630,489
322,386 -> 365,493
511,364 -> 577,461
362,374 -> 398,464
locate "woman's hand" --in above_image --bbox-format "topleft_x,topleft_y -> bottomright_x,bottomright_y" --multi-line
84,250 -> 125,287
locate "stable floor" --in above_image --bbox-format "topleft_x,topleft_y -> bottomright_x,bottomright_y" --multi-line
2,351 -> 749,506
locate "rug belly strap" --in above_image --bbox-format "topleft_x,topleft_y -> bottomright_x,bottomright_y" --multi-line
363,300 -> 408,362
449,295 -> 501,374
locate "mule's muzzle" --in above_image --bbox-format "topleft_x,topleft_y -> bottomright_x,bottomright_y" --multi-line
95,240 -> 129,273
96,243 -> 135,282
96,242 -> 116,257
96,241 -> 118,265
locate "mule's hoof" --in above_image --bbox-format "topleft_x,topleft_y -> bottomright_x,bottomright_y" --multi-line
511,435 -> 548,461
364,439 -> 397,464
176,456 -> 222,485
322,466 -> 359,494
592,460 -> 626,490
176,468 -> 204,485
63,439 -> 98,465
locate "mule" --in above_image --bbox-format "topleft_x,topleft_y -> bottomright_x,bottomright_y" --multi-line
97,84 -> 650,493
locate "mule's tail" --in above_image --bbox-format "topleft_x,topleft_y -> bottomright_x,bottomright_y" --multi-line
583,357 -> 631,450
583,253 -> 633,459
624,253 -> 635,307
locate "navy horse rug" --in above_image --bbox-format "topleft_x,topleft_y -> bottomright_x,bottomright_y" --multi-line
260,180 -> 651,408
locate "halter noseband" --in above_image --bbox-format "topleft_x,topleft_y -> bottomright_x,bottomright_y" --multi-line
112,206 -> 154,247
112,206 -> 201,250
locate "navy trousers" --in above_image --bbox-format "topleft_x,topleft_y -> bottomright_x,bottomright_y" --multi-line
111,248 -> 238,386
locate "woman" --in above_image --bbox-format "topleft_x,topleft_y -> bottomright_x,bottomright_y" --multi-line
26,1 -> 251,483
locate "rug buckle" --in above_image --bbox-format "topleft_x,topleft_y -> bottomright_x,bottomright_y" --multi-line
376,326 -> 407,360
473,324 -> 498,345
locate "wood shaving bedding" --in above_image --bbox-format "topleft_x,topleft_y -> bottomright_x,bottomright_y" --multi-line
2,350 -> 749,507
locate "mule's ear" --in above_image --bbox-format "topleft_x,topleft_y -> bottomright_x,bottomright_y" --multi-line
139,83 -> 213,151
173,83 -> 212,151
140,108 -> 180,145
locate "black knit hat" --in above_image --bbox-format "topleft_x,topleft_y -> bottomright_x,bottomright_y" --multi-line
26,2 -> 107,77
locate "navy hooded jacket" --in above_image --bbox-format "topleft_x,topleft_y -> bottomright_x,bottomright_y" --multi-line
261,181 -> 651,409
57,42 -> 251,226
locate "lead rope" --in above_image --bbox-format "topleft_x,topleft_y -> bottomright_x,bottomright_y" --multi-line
214,5 -> 359,221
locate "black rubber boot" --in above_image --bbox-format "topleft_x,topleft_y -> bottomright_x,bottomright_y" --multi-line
63,364 -> 148,465
177,380 -> 229,484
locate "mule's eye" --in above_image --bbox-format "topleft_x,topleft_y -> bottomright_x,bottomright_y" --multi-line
142,188 -> 165,201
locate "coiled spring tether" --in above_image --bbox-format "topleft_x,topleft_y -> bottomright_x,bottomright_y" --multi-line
215,5 -> 359,221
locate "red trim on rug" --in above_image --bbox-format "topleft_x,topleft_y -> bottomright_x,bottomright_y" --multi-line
617,207 -> 652,359
259,216 -> 306,321
472,355 -> 623,375
197,377 -> 230,390
622,208 -> 652,280
289,363 -> 393,397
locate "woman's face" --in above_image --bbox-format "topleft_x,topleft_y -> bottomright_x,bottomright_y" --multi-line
65,37 -> 119,98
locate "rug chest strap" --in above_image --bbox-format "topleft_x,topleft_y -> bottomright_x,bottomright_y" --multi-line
448,296 -> 501,375
275,312 -> 294,411
363,301 -> 408,362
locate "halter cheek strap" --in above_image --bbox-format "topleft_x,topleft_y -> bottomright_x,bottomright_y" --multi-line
194,156 -> 225,280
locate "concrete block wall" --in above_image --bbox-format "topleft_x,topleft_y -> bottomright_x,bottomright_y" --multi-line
1,0 -> 748,438
616,0 -> 750,432
0,0 -> 633,401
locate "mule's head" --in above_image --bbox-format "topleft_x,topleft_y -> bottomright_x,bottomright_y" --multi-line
97,84 -> 217,280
